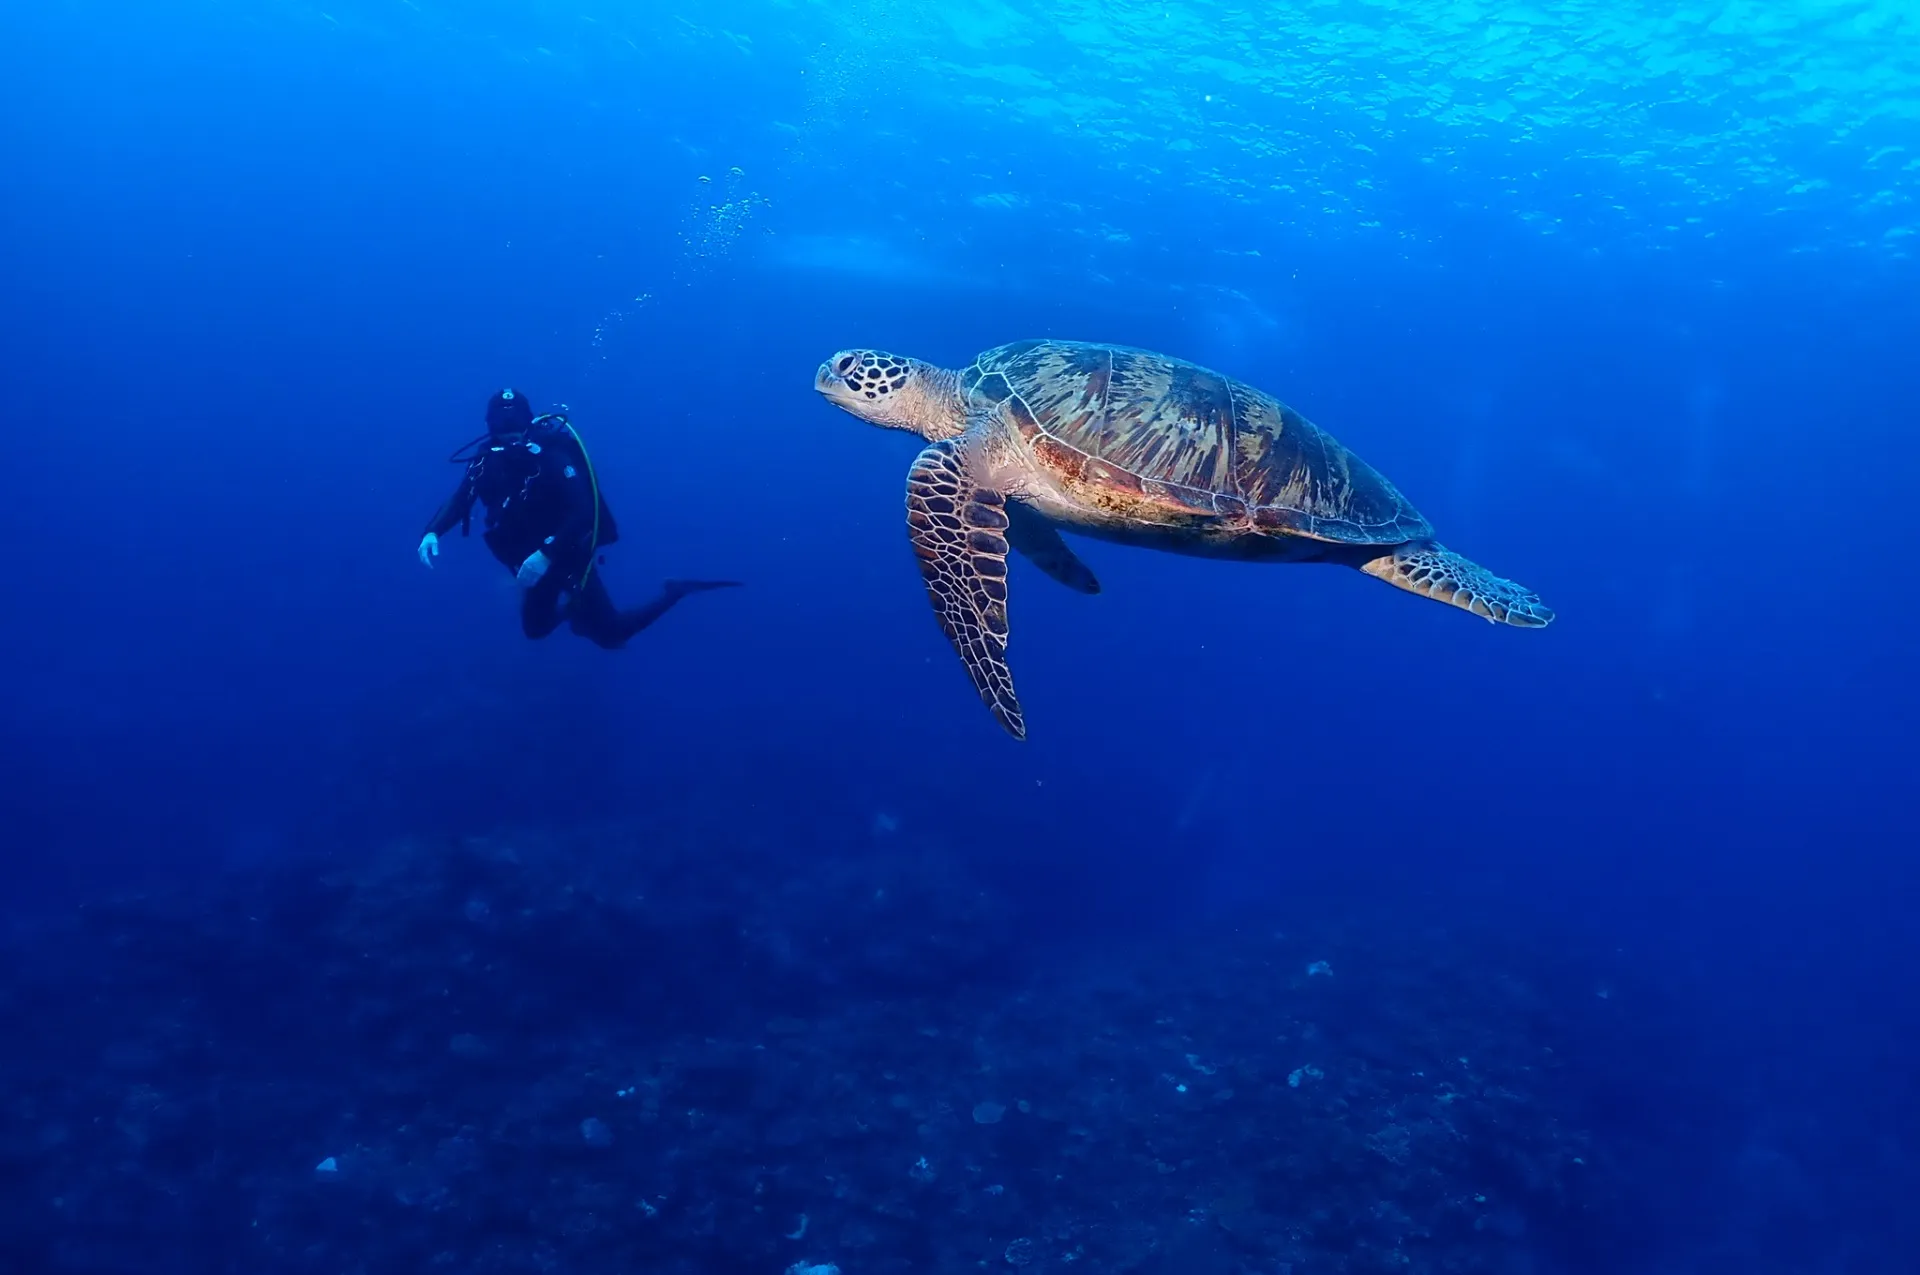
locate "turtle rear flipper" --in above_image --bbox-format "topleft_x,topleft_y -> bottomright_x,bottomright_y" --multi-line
1360,541 -> 1554,628
907,437 -> 1027,738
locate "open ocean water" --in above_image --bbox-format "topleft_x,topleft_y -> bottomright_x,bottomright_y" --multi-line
2,2 -> 1916,1272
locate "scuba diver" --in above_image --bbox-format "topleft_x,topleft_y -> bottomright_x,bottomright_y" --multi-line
418,389 -> 739,648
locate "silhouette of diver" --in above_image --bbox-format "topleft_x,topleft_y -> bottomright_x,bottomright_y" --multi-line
418,389 -> 738,647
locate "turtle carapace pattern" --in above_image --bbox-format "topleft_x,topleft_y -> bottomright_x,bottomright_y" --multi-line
815,340 -> 1552,739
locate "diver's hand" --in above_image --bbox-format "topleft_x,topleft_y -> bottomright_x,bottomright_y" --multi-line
417,532 -> 440,568
516,551 -> 551,587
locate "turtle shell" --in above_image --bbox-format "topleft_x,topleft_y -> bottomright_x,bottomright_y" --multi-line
961,340 -> 1431,544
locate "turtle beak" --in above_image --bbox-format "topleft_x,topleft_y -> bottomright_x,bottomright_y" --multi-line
814,358 -> 859,402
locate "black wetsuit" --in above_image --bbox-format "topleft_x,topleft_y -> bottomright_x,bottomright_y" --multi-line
425,418 -> 663,648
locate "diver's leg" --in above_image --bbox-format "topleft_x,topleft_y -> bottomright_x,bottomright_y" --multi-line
565,574 -> 743,647
566,572 -> 632,649
520,573 -> 568,639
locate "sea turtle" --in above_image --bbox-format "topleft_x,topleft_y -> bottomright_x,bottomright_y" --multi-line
814,339 -> 1552,739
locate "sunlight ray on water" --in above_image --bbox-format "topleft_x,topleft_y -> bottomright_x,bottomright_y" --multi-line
796,0 -> 1920,259
284,0 -> 1918,272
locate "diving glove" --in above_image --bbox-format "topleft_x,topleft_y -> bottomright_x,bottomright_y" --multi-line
417,532 -> 440,568
516,550 -> 551,587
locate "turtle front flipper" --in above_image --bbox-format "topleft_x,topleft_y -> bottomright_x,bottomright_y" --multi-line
1360,541 -> 1554,628
906,437 -> 1026,738
1006,504 -> 1100,595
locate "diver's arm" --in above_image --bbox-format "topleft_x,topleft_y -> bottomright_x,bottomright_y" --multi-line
424,465 -> 479,537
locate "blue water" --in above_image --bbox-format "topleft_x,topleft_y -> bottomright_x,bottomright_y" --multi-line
3,3 -> 1916,1272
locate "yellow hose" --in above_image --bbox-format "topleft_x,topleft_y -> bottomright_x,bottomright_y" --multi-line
540,414 -> 602,589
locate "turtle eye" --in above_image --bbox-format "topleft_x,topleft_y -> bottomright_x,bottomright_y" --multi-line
835,355 -> 855,375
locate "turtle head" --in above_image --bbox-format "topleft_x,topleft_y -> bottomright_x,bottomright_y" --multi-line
815,348 -> 966,440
